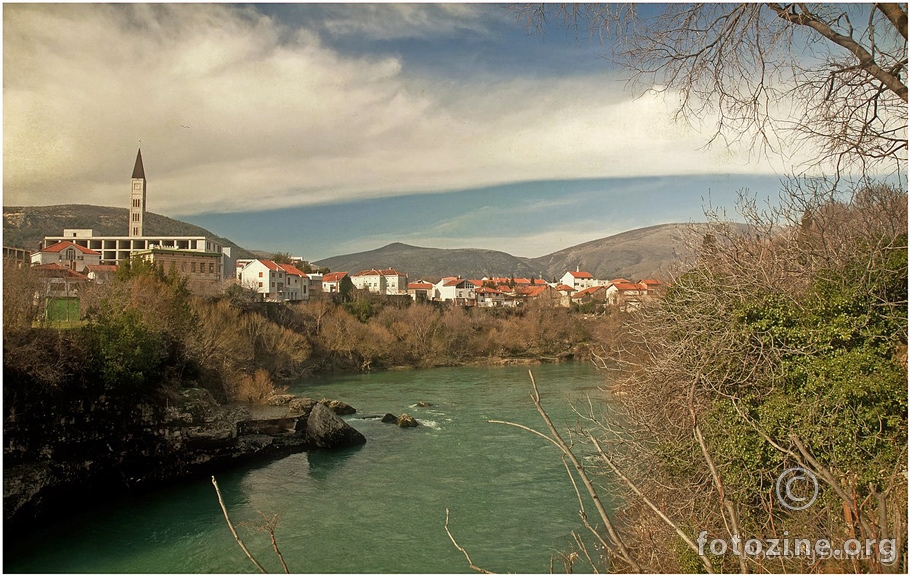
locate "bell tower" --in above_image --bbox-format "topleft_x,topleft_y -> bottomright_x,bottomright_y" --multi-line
129,147 -> 147,237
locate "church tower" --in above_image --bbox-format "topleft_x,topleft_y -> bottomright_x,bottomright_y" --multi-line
129,147 -> 147,237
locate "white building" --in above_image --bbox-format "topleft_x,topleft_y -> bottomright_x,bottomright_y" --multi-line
322,272 -> 349,293
278,263 -> 310,302
238,260 -> 281,301
435,277 -> 475,305
351,268 -> 408,295
560,270 -> 598,291
31,240 -> 102,269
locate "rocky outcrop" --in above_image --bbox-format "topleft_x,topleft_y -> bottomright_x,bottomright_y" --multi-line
396,413 -> 419,428
305,403 -> 367,448
4,388 -> 365,528
320,398 -> 356,416
381,413 -> 398,423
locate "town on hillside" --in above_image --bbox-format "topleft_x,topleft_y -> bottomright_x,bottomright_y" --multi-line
5,149 -> 662,319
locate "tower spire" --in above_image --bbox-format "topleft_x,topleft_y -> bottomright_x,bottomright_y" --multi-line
132,147 -> 145,179
129,147 -> 147,237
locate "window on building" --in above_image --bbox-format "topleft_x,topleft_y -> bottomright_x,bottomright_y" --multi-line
259,272 -> 263,278
191,262 -> 196,273
259,282 -> 263,288
209,262 -> 214,274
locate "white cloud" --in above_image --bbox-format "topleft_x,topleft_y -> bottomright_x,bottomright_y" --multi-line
4,4 -> 794,216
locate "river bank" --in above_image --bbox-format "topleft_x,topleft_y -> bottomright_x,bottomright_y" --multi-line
3,388 -> 369,529
5,363 -> 610,573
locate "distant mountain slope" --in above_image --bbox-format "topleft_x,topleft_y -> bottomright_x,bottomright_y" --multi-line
2,204 -> 256,259
314,242 -> 546,280
532,223 -> 696,282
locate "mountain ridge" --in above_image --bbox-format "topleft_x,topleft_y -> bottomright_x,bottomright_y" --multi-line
4,204 -> 702,281
315,223 -> 700,281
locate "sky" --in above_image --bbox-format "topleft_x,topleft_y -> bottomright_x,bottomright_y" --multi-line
4,3 -> 799,261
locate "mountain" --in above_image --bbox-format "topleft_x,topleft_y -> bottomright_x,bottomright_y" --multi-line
531,223 -> 697,282
4,204 -> 712,282
314,242 -> 545,281
314,224 -> 704,281
2,204 -> 256,259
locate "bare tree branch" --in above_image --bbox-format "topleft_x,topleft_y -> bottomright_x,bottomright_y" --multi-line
211,476 -> 268,574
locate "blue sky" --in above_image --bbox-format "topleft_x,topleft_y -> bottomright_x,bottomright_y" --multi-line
5,4 -> 799,260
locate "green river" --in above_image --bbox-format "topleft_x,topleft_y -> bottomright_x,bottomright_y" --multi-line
5,362 -> 619,573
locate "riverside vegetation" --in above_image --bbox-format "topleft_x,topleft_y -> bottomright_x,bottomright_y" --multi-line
573,182 -> 907,573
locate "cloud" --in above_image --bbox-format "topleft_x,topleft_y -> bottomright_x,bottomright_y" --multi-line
4,4 -> 793,216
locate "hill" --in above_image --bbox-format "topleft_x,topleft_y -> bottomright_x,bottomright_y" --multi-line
314,242 -> 545,280
2,204 -> 256,259
314,224 -> 707,281
531,223 -> 696,282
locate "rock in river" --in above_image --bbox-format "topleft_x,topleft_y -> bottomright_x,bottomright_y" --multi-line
305,403 -> 367,449
396,413 -> 419,428
320,398 -> 357,416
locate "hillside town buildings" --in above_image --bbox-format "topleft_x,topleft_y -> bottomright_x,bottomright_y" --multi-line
37,148 -> 236,279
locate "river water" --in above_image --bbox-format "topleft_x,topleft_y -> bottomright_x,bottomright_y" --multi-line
5,363 -> 619,573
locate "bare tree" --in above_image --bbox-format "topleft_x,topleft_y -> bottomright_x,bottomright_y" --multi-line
514,3 -> 907,177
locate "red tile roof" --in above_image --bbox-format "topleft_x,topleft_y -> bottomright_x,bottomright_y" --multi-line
354,268 -> 404,277
569,271 -> 594,279
572,286 -> 606,298
33,263 -> 89,279
408,282 -> 433,290
322,272 -> 348,283
278,263 -> 307,277
258,259 -> 281,271
523,286 -> 550,297
41,241 -> 101,255
475,287 -> 501,294
614,282 -> 644,291
555,284 -> 576,292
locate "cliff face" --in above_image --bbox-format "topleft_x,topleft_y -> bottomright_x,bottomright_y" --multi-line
3,386 -> 364,527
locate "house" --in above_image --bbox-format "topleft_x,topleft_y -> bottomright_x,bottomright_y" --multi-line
407,281 -> 435,301
237,259 -> 289,302
278,263 -> 310,301
554,283 -> 576,307
322,271 -> 349,294
306,273 -> 324,297
640,279 -> 663,295
134,247 -> 223,284
474,286 -> 506,307
612,281 -> 650,310
560,270 -> 597,291
31,240 -> 101,269
519,284 -> 562,306
435,277 -> 475,305
571,285 -> 613,306
351,269 -> 408,295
